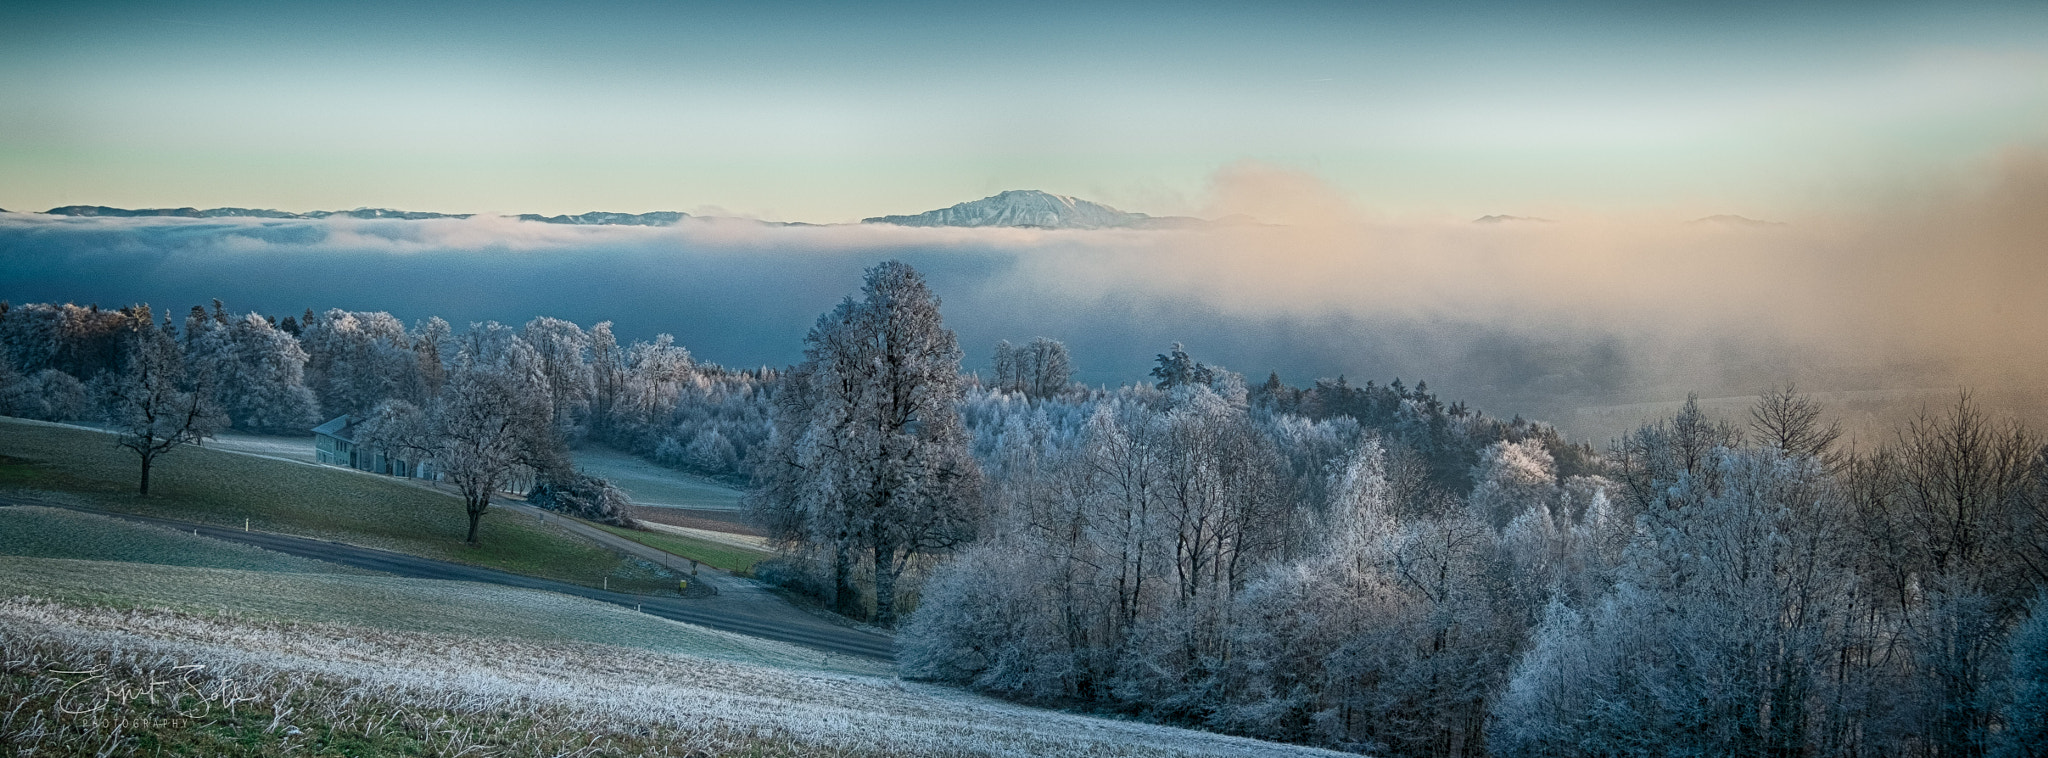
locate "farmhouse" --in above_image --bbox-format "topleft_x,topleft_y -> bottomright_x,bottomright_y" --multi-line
312,414 -> 437,480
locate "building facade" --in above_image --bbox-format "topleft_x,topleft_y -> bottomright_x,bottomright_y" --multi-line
312,414 -> 437,480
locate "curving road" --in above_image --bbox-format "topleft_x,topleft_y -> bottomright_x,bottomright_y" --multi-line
0,497 -> 896,661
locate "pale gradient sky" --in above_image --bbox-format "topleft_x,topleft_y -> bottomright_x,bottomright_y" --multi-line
3,1 -> 2045,222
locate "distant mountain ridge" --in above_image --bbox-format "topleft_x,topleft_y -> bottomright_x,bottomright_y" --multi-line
38,205 -> 693,226
4,202 -> 1785,231
863,190 -> 1208,230
24,191 -> 1222,230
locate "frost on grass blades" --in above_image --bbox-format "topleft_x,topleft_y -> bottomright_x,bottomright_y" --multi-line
0,600 -> 1349,758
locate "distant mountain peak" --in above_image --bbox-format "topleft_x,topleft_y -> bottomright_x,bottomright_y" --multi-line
863,190 -> 1206,230
1472,214 -> 1554,224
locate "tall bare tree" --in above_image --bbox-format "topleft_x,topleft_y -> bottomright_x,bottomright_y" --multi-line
96,317 -> 225,495
359,357 -> 550,544
1751,383 -> 1842,462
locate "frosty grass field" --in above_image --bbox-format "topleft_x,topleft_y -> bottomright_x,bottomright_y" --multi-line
2,599 -> 1352,757
570,445 -> 745,510
0,506 -> 869,673
0,506 -> 1347,756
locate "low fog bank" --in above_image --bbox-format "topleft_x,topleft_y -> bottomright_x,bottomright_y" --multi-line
3,154 -> 2042,443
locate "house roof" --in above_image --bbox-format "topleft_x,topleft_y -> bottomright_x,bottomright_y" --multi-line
311,414 -> 352,441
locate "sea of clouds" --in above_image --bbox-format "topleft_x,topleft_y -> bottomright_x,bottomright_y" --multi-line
5,156 -> 2043,441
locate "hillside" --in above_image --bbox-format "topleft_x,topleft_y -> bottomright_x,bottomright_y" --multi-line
0,467 -> 1345,757
0,418 -> 680,593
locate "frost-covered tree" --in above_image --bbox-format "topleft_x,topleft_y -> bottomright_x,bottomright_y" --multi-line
2000,593 -> 2048,758
1468,438 -> 1558,529
619,334 -> 693,426
0,302 -> 150,380
1150,342 -> 1216,390
358,335 -> 553,544
302,309 -> 423,417
95,318 -> 226,494
1023,337 -> 1074,398
236,314 -> 319,432
1611,392 -> 1743,516
184,306 -> 320,434
752,260 -> 983,626
588,320 -> 625,436
901,541 -> 1074,695
991,337 -> 1074,398
523,316 -> 594,435
0,360 -> 88,422
1492,447 -> 1853,758
1751,383 -> 1842,462
526,468 -> 636,527
991,340 -> 1019,394
413,316 -> 452,399
1851,393 -> 2043,755
1213,435 -> 1524,755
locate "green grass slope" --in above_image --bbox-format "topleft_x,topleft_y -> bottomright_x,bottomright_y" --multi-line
597,523 -> 772,574
0,418 -> 677,594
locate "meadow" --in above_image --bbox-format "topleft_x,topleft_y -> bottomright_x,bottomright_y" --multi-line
0,504 -> 858,671
0,418 -> 681,594
598,523 -> 771,575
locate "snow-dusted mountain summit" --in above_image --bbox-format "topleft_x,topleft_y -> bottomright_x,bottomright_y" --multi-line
863,190 -> 1203,230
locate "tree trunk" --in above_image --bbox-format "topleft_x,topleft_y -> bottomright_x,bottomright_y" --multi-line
833,542 -> 861,618
138,454 -> 153,495
874,541 -> 899,627
466,495 -> 487,544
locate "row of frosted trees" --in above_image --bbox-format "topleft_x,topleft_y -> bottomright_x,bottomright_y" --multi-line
905,370 -> 2048,758
0,300 -> 774,483
0,299 -> 771,539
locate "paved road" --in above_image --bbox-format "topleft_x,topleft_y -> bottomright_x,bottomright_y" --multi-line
0,497 -> 896,661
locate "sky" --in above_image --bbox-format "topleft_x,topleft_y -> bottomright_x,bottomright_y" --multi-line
5,0 -> 2047,438
4,1 -> 2046,222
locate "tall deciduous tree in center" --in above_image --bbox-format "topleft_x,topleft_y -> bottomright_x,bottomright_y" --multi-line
753,260 -> 983,626
359,330 -> 552,545
97,313 -> 226,495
